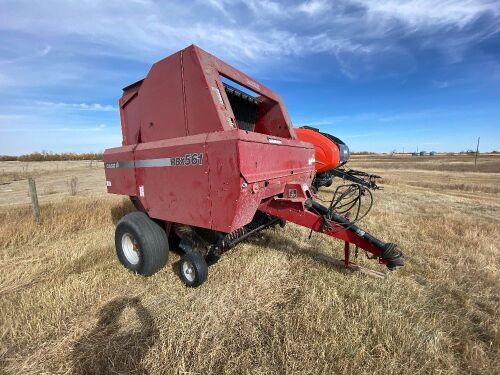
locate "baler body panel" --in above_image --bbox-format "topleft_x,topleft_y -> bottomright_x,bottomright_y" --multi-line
105,130 -> 314,232
138,51 -> 186,142
238,140 -> 313,183
103,145 -> 137,196
134,133 -> 211,228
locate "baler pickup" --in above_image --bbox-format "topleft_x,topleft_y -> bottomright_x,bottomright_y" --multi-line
104,44 -> 404,287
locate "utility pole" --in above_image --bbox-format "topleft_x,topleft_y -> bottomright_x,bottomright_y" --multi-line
475,137 -> 480,167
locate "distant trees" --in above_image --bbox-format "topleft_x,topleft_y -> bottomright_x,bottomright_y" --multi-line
460,149 -> 476,155
0,151 -> 103,162
0,155 -> 18,161
351,151 -> 377,155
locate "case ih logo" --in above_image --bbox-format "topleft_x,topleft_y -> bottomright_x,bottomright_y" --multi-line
105,162 -> 119,169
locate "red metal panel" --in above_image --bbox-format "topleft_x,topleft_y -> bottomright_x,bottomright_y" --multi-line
204,133 -> 241,232
204,130 -> 314,232
237,129 -> 311,147
238,138 -> 314,183
259,198 -> 382,257
119,90 -> 140,145
195,45 -> 296,139
203,49 -> 281,104
133,133 -> 211,228
254,100 -> 293,139
182,46 -> 230,136
103,145 -> 136,196
138,51 -> 186,142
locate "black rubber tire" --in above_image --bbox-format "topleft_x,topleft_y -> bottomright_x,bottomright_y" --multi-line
179,252 -> 208,287
115,211 -> 169,276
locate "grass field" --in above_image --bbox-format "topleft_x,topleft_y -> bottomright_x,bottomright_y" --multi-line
1,155 -> 499,374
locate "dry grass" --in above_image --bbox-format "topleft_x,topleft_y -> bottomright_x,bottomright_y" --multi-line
351,154 -> 500,173
1,157 -> 499,374
0,161 -> 105,206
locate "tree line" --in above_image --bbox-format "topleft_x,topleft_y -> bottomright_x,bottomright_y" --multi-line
0,152 -> 103,162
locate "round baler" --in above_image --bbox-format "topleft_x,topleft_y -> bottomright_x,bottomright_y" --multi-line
104,45 -> 403,287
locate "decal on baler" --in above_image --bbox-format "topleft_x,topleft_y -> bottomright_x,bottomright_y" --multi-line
245,78 -> 260,91
267,138 -> 282,145
105,153 -> 203,169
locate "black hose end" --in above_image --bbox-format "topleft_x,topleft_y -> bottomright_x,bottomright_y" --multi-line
381,243 -> 404,270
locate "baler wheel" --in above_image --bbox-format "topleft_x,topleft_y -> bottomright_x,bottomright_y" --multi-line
115,212 -> 169,276
179,252 -> 208,287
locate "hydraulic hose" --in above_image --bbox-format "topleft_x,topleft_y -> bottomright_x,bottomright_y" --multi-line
309,200 -> 404,269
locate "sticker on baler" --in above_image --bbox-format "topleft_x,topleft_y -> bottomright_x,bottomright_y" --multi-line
267,138 -> 282,145
106,180 -> 112,187
211,87 -> 224,105
139,185 -> 144,197
104,161 -> 134,169
104,153 -> 203,169
245,79 -> 260,91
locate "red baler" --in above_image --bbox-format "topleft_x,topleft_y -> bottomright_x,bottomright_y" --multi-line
104,45 -> 403,287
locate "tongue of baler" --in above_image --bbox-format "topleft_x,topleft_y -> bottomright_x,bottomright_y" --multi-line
258,182 -> 404,272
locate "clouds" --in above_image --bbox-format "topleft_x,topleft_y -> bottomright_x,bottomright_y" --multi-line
0,0 -> 499,153
359,0 -> 499,30
0,100 -> 120,154
35,101 -> 117,112
1,0 -> 498,70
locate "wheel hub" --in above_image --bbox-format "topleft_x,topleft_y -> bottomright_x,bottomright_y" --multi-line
122,233 -> 140,265
182,261 -> 195,282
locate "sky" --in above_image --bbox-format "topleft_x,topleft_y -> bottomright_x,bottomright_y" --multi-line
0,0 -> 499,155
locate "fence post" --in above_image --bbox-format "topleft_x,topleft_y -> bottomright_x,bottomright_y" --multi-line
474,137 -> 480,167
28,177 -> 41,223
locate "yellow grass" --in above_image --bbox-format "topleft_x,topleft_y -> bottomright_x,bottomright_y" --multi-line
1,156 -> 499,374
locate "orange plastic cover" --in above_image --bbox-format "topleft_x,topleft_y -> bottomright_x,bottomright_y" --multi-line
295,128 -> 340,173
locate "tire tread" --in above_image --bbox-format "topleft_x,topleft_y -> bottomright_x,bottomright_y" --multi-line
115,211 -> 169,276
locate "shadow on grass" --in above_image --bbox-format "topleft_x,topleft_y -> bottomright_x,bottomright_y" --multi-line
245,229 -> 354,275
110,198 -> 136,224
71,297 -> 158,374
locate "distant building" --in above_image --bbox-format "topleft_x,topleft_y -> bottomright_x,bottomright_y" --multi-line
429,151 -> 437,156
419,151 -> 427,156
412,152 -> 418,156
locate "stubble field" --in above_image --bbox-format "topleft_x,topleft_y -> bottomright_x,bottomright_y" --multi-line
1,155 -> 499,374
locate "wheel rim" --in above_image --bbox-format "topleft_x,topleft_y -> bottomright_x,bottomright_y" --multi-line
181,260 -> 195,283
122,233 -> 140,265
